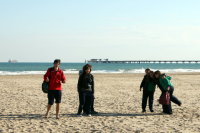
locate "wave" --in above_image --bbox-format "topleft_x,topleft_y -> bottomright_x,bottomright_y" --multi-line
0,69 -> 200,75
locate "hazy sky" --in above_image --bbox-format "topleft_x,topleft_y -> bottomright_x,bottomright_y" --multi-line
0,0 -> 200,62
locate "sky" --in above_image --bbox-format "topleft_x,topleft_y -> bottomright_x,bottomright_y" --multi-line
0,0 -> 200,62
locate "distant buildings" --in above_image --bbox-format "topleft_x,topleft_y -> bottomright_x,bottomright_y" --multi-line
87,59 -> 109,63
8,59 -> 18,63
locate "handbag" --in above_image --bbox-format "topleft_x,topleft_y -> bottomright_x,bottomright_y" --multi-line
159,92 -> 170,105
42,81 -> 49,93
42,67 -> 54,93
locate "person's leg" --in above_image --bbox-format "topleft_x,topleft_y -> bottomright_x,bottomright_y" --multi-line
91,94 -> 95,112
55,90 -> 62,119
85,92 -> 93,115
149,91 -> 154,112
78,92 -> 86,115
56,103 -> 60,119
45,104 -> 52,118
90,94 -> 98,114
142,91 -> 148,112
165,103 -> 173,115
169,86 -> 182,106
45,90 -> 54,118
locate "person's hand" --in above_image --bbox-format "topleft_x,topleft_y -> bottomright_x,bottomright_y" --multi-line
167,87 -> 170,91
140,88 -> 142,91
45,78 -> 49,82
62,80 -> 66,83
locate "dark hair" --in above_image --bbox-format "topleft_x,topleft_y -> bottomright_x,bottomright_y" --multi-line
54,59 -> 61,64
82,64 -> 92,74
145,68 -> 150,71
154,70 -> 161,75
150,70 -> 154,74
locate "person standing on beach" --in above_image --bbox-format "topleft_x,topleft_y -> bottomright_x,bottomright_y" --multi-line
78,70 -> 98,115
44,59 -> 66,119
77,64 -> 95,116
140,69 -> 156,112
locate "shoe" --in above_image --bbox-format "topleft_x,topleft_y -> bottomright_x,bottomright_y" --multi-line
178,103 -> 182,106
87,114 -> 92,117
77,113 -> 82,117
150,110 -> 154,112
91,111 -> 98,115
142,110 -> 146,113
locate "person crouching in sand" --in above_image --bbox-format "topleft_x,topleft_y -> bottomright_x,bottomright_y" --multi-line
44,59 -> 66,119
77,64 -> 94,116
140,69 -> 156,112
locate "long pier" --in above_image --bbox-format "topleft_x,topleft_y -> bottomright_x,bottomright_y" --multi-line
87,59 -> 200,64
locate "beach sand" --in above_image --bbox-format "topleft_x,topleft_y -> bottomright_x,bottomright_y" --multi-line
0,73 -> 200,133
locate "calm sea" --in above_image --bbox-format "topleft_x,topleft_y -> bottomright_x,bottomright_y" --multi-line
0,62 -> 200,75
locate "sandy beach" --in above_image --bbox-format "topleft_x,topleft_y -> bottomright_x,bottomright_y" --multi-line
0,73 -> 200,133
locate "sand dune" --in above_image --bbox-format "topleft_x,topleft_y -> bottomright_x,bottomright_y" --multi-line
0,73 -> 200,133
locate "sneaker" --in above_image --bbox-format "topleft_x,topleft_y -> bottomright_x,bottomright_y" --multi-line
142,110 -> 146,113
88,114 -> 92,117
77,113 -> 82,117
150,110 -> 154,112
91,111 -> 99,115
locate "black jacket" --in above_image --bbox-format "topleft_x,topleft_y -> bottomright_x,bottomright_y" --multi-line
78,73 -> 94,93
140,75 -> 149,90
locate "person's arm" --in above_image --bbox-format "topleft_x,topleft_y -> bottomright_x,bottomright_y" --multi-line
91,75 -> 94,94
61,71 -> 66,83
77,75 -> 82,93
140,76 -> 145,91
166,76 -> 172,80
44,69 -> 50,82
156,79 -> 166,92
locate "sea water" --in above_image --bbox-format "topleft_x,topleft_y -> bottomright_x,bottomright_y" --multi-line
0,62 -> 200,75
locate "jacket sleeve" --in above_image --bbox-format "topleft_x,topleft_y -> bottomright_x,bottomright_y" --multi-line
166,76 -> 172,80
140,77 -> 145,89
91,75 -> 94,94
77,75 -> 82,92
44,68 -> 50,81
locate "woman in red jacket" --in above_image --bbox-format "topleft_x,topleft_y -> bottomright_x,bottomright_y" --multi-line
44,59 -> 66,119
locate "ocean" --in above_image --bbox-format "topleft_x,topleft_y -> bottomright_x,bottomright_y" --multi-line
0,62 -> 200,75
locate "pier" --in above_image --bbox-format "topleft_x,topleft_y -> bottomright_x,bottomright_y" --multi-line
87,59 -> 200,64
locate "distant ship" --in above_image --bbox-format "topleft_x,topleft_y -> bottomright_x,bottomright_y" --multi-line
8,59 -> 18,63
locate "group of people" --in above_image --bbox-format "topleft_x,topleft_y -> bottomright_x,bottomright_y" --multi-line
43,59 -> 182,119
43,59 -> 97,119
140,68 -> 182,114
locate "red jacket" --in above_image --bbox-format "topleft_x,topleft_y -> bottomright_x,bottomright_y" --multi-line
44,67 -> 66,90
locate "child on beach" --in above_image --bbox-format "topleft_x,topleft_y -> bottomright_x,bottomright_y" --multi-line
44,59 -> 66,119
140,69 -> 156,112
77,64 -> 95,116
160,74 -> 182,106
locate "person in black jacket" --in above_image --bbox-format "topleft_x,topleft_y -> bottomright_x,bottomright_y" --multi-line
78,70 -> 98,115
77,64 -> 95,116
140,68 -> 155,113
140,68 -> 150,91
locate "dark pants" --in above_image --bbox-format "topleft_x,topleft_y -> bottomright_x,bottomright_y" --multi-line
142,90 -> 155,111
169,86 -> 181,105
162,104 -> 172,114
78,91 -> 93,114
